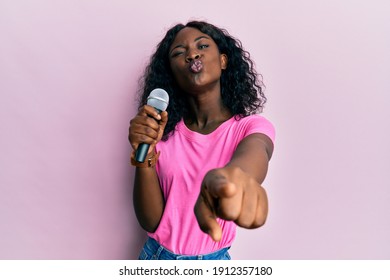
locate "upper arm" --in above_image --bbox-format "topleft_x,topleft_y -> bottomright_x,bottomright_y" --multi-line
226,133 -> 274,184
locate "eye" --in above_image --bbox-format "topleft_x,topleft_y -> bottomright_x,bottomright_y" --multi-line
171,51 -> 184,58
198,44 -> 209,50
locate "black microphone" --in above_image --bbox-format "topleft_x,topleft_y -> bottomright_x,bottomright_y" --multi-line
135,88 -> 169,163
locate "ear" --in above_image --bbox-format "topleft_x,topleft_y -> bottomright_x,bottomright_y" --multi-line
220,54 -> 228,70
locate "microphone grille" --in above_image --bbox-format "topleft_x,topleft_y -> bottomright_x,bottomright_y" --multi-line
147,88 -> 169,111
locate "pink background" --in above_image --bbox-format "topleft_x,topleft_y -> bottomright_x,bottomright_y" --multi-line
1,0 -> 389,259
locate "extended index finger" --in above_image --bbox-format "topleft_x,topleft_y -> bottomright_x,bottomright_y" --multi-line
194,190 -> 222,242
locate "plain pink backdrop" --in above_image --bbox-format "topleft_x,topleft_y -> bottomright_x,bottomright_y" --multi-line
1,0 -> 389,259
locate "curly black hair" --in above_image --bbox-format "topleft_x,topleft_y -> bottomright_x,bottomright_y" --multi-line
137,21 -> 266,140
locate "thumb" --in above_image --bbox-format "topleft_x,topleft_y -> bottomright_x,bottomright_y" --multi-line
156,111 -> 168,142
159,111 -> 168,129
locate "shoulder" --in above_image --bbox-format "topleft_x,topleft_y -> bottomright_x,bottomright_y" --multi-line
234,114 -> 275,144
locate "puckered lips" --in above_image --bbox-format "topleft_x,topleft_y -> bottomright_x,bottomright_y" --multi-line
189,59 -> 203,73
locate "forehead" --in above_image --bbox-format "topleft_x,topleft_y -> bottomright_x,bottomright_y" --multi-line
171,27 -> 210,45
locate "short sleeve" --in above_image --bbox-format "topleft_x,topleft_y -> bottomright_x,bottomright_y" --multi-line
243,115 -> 275,143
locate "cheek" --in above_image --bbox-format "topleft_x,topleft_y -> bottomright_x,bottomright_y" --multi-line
209,53 -> 224,71
169,62 -> 179,77
169,64 -> 187,88
170,60 -> 183,75
170,66 -> 183,84
209,57 -> 224,75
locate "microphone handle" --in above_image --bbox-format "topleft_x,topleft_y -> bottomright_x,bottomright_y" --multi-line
134,108 -> 163,163
135,143 -> 150,163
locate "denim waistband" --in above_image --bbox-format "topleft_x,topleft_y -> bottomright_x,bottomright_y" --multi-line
139,237 -> 231,260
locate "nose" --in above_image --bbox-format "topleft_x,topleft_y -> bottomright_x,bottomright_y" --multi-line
185,51 -> 200,62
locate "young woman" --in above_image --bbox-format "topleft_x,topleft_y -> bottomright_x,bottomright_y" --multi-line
128,21 -> 275,260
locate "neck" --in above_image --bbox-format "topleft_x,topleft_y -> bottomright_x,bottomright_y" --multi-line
184,90 -> 232,133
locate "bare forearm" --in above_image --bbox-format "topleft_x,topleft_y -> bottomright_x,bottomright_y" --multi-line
133,167 -> 164,232
225,133 -> 273,185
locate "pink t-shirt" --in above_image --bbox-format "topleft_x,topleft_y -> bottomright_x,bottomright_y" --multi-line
149,114 -> 275,255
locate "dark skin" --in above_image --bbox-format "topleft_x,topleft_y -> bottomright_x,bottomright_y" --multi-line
129,27 -> 273,241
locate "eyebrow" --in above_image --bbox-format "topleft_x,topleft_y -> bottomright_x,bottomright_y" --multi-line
170,35 -> 211,55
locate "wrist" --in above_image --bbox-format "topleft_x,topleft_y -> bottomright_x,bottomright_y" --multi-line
130,151 -> 160,168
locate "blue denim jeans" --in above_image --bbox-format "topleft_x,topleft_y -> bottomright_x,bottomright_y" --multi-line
139,237 -> 231,260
